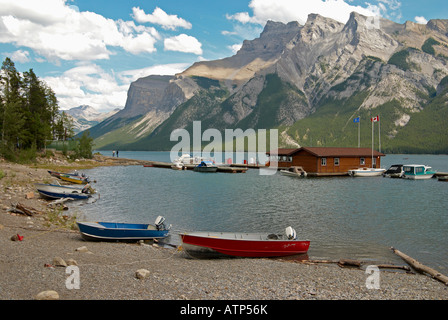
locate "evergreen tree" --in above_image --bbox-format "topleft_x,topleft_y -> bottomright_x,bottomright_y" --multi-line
0,58 -> 25,154
0,57 -> 61,160
23,68 -> 53,149
75,131 -> 94,159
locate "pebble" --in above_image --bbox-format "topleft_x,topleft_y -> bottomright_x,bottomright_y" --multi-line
135,269 -> 150,279
35,290 -> 59,300
52,257 -> 67,267
75,246 -> 90,253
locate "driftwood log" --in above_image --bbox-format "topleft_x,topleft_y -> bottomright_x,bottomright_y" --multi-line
303,259 -> 411,272
337,258 -> 362,268
391,247 -> 448,285
8,203 -> 41,216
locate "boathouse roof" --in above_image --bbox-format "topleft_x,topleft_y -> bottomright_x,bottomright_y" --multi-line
267,147 -> 385,157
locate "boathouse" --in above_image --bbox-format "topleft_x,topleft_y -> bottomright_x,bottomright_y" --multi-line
266,147 -> 386,176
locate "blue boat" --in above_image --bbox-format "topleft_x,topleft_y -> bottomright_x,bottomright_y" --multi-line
35,183 -> 94,200
194,161 -> 218,172
76,216 -> 170,241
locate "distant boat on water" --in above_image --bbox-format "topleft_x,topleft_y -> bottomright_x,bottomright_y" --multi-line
348,167 -> 385,177
194,161 -> 218,173
383,164 -> 404,178
402,165 -> 436,180
280,166 -> 307,178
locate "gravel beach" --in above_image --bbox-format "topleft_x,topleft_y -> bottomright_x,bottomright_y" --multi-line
0,155 -> 447,302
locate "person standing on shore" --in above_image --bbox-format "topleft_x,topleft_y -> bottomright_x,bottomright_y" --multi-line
113,150 -> 115,157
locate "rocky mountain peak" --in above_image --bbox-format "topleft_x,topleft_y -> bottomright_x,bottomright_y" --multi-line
88,13 -> 448,153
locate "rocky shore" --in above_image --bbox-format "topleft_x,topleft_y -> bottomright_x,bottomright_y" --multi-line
0,153 -> 447,301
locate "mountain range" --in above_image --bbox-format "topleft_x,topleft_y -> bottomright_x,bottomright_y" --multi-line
87,12 -> 448,154
65,105 -> 119,134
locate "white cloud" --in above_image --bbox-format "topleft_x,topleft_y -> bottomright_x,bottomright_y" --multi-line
119,63 -> 190,83
226,12 -> 259,24
10,49 -> 31,63
132,7 -> 192,30
0,0 -> 160,62
227,0 -> 381,25
44,62 -> 189,112
228,44 -> 243,54
164,34 -> 203,55
415,16 -> 428,24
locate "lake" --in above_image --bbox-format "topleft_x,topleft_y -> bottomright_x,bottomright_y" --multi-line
74,151 -> 448,273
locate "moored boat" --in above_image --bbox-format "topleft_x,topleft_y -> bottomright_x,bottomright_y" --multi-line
180,227 -> 310,258
348,167 -> 386,177
280,166 -> 307,177
60,174 -> 90,184
48,170 -> 85,178
383,164 -> 404,178
77,216 -> 170,241
402,164 -> 436,180
48,170 -> 90,184
194,161 -> 218,173
35,183 -> 94,200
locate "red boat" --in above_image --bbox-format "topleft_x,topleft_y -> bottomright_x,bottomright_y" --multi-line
180,227 -> 310,258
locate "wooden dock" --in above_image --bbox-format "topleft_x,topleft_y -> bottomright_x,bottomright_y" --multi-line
143,161 -> 252,173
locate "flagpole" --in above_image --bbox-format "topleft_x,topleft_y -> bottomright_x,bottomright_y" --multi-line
358,120 -> 360,148
372,116 -> 374,168
378,115 -> 381,153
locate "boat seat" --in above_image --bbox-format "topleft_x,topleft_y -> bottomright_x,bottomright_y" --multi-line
147,225 -> 157,230
267,234 -> 279,240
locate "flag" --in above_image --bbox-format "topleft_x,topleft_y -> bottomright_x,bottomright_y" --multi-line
371,115 -> 379,122
353,117 -> 360,123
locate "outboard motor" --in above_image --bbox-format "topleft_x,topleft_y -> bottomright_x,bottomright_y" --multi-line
285,226 -> 297,240
155,216 -> 168,230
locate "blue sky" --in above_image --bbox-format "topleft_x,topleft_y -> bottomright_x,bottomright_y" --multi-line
1,0 -> 446,112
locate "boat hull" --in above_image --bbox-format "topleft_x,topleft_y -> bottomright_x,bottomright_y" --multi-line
194,167 -> 218,173
35,183 -> 91,200
37,189 -> 90,200
348,168 -> 385,177
180,232 -> 310,258
279,171 -> 306,178
60,175 -> 89,184
77,222 -> 170,241
403,174 -> 434,180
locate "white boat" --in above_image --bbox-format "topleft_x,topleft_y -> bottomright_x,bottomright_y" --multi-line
402,165 -> 436,180
280,166 -> 307,177
171,162 -> 185,170
35,183 -> 94,199
173,154 -> 207,165
348,168 -> 386,177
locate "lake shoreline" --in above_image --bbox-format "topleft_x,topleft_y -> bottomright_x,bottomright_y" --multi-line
1,154 -> 447,300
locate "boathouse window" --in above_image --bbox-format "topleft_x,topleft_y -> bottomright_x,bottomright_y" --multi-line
360,158 -> 365,165
334,158 -> 340,166
321,158 -> 327,166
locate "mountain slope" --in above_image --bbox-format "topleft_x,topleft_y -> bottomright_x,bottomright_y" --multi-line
90,12 -> 448,153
